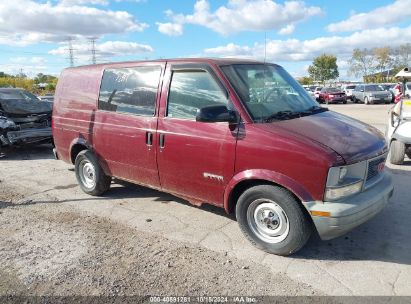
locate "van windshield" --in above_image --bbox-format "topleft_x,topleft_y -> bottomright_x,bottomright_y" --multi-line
221,64 -> 322,122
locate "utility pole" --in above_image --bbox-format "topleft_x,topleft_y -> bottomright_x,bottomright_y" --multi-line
89,37 -> 97,65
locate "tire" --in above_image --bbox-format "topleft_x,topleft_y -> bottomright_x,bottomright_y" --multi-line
75,150 -> 111,195
236,185 -> 312,256
342,100 -> 347,104
353,96 -> 358,103
389,140 -> 405,165
364,97 -> 369,105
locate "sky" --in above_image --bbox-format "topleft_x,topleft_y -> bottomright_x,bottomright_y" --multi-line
0,0 -> 410,79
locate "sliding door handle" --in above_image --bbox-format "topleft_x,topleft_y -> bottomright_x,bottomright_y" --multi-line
146,132 -> 153,146
159,133 -> 165,149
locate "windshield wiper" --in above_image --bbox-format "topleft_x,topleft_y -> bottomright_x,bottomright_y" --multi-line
301,106 -> 329,115
264,110 -> 302,122
264,106 -> 328,122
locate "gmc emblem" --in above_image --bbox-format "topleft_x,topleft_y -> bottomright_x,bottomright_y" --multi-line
377,162 -> 385,172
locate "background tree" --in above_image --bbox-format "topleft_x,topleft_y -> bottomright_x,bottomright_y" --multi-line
298,76 -> 312,85
348,48 -> 375,81
394,43 -> 411,69
308,54 -> 339,84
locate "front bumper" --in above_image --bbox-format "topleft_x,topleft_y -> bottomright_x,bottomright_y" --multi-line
369,96 -> 391,103
304,173 -> 394,240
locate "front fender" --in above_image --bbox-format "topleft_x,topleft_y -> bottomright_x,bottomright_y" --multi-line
223,169 -> 314,213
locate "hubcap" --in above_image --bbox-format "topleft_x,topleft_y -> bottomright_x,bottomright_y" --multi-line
79,160 -> 96,189
247,199 -> 290,243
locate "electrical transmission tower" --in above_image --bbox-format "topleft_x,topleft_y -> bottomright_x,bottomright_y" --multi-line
67,37 -> 75,67
89,37 -> 97,65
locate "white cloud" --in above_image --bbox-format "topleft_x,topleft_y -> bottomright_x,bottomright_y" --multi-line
10,57 -> 47,65
327,0 -> 411,32
204,43 -> 253,57
59,0 -> 109,6
278,24 -> 295,35
158,0 -> 322,36
204,25 -> 411,62
0,0 -> 148,46
49,40 -> 153,63
156,22 -> 184,36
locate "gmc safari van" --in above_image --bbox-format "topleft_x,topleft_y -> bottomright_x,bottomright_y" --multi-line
53,58 -> 394,255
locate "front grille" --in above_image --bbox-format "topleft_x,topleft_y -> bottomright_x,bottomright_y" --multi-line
366,157 -> 385,182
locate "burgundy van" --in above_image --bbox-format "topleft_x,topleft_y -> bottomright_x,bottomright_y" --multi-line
52,58 -> 393,255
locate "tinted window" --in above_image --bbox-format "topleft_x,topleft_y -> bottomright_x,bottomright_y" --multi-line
167,70 -> 228,120
365,85 -> 383,92
0,89 -> 39,101
98,66 -> 161,116
325,87 -> 339,93
346,85 -> 356,89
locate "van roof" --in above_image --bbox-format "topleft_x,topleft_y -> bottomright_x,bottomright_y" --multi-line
63,57 -> 272,71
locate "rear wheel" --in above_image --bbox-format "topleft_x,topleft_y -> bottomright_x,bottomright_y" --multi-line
236,185 -> 312,256
389,140 -> 405,165
353,96 -> 358,103
75,150 -> 111,195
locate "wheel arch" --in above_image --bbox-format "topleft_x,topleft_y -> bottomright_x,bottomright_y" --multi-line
69,138 -> 91,164
223,169 -> 314,214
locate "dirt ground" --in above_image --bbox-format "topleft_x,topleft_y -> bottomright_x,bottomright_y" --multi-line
0,179 -> 318,297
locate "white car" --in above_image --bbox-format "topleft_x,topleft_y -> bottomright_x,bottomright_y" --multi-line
342,84 -> 356,101
314,87 -> 322,100
387,69 -> 411,164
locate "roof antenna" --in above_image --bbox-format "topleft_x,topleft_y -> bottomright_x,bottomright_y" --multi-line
264,31 -> 267,63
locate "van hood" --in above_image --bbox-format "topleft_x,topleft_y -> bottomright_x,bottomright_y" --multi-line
256,110 -> 387,164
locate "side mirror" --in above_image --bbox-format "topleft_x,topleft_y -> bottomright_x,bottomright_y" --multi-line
196,105 -> 239,123
360,89 -> 364,92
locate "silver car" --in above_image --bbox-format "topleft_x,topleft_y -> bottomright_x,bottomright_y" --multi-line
352,84 -> 391,104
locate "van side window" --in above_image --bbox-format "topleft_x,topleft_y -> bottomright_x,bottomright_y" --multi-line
167,70 -> 228,120
98,66 -> 161,116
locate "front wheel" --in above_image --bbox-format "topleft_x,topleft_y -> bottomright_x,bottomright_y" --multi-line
75,150 -> 111,195
389,140 -> 405,165
236,185 -> 312,256
364,97 -> 370,105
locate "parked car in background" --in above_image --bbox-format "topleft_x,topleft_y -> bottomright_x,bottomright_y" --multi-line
342,84 -> 356,101
0,88 -> 52,151
313,87 -> 322,100
304,87 -> 315,99
53,58 -> 393,256
380,84 -> 395,103
405,82 -> 411,98
38,93 -> 54,103
352,84 -> 392,104
318,87 -> 347,104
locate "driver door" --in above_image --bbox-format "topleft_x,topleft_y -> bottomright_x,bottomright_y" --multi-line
156,64 -> 238,205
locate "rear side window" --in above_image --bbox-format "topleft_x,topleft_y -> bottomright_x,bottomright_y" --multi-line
98,66 -> 161,116
167,70 -> 228,120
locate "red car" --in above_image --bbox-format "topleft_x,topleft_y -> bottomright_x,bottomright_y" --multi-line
318,87 -> 347,104
52,58 -> 393,255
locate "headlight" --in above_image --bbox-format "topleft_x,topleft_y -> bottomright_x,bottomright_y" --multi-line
325,161 -> 367,201
325,180 -> 363,201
